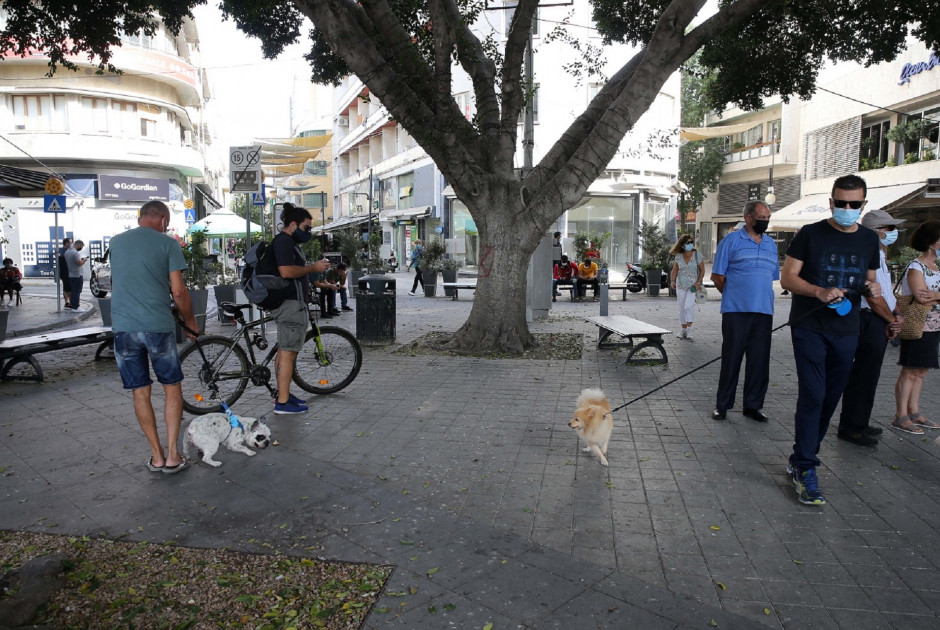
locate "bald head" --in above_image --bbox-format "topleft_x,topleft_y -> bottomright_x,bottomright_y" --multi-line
139,200 -> 170,232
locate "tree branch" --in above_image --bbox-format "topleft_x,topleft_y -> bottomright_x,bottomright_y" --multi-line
499,0 -> 538,160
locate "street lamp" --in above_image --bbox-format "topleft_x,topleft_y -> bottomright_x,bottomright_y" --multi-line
764,135 -> 777,206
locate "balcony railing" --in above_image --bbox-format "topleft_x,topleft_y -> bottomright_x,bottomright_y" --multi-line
724,140 -> 780,164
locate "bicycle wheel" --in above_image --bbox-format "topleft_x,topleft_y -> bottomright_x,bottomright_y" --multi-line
179,336 -> 250,414
293,326 -> 362,394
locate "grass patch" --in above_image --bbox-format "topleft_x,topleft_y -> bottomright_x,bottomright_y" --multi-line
1,530 -> 391,629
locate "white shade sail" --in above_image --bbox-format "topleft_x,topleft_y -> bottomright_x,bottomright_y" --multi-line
190,208 -> 261,236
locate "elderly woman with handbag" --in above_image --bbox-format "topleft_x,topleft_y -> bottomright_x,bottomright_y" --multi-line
893,220 -> 940,435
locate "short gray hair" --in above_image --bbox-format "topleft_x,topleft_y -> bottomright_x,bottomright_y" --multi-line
743,200 -> 768,217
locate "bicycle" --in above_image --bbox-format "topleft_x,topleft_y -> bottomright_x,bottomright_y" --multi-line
178,301 -> 362,415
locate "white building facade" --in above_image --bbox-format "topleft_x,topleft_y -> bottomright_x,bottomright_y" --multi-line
0,16 -> 219,277
697,40 -> 939,261
330,1 -> 681,273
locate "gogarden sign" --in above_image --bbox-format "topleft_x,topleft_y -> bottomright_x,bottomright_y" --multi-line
97,175 -> 169,201
898,51 -> 939,85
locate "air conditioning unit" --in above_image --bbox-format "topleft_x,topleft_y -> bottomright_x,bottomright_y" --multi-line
337,116 -> 349,127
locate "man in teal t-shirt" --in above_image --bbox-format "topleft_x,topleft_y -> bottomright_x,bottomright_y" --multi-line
109,200 -> 197,474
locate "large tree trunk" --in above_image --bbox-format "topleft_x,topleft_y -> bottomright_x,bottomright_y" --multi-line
443,190 -> 544,353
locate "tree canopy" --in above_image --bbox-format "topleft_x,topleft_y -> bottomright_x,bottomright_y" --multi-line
3,0 -> 938,352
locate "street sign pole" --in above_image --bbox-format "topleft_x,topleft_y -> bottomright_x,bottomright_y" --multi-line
54,214 -> 61,313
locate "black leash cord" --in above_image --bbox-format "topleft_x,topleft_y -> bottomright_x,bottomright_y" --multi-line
607,291 -> 868,415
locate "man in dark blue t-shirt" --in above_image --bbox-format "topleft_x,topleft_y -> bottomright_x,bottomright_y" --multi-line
269,203 -> 330,415
781,174 -> 883,506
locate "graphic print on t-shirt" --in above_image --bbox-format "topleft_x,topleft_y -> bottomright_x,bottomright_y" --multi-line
817,247 -> 865,291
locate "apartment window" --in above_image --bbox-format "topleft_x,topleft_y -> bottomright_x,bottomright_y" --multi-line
112,100 -> 138,136
588,83 -> 603,104
768,119 -> 782,144
12,94 -> 68,132
80,97 -> 108,133
454,92 -> 472,121
138,103 -> 160,138
859,120 -> 890,168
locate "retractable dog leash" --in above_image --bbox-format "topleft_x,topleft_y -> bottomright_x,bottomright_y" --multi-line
607,288 -> 871,415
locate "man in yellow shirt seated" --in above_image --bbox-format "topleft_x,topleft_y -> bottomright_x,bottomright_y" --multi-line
577,257 -> 600,302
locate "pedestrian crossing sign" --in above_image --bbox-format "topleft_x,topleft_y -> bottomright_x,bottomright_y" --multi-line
252,192 -> 265,206
185,209 -> 196,224
44,194 -> 66,213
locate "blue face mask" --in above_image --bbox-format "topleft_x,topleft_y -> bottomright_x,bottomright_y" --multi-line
880,230 -> 898,246
833,209 -> 861,227
683,243 -> 693,252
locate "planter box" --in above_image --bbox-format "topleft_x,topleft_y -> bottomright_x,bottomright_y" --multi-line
97,298 -> 112,327
213,285 -> 238,323
349,270 -> 366,299
175,289 -> 208,342
423,271 -> 439,297
442,270 -> 458,297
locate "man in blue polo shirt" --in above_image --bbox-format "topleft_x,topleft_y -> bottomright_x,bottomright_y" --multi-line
710,200 -> 778,423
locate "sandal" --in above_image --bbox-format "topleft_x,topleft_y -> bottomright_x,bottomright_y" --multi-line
161,457 -> 188,474
145,457 -> 163,472
891,416 -> 925,435
910,413 -> 940,429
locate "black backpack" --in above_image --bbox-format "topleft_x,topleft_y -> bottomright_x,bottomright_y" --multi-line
240,240 -> 297,310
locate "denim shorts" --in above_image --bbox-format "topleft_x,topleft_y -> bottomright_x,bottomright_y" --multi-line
114,331 -> 183,390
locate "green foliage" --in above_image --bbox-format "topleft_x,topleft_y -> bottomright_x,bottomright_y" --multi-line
421,238 -> 448,272
904,151 -> 920,165
366,231 -> 386,272
637,221 -> 671,272
179,231 -> 225,290
572,229 -> 610,266
299,236 -> 323,263
337,230 -> 365,271
886,119 -> 932,143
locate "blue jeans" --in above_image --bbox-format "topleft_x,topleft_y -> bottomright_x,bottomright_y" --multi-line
789,327 -> 859,470
69,276 -> 83,309
114,332 -> 183,390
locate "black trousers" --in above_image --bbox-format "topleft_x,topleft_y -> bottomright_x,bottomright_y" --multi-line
838,310 -> 889,434
715,312 -> 772,412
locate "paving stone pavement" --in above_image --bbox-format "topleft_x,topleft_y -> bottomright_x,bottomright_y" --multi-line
2,273 -> 940,629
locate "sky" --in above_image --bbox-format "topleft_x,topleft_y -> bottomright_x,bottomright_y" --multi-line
191,4 -> 317,150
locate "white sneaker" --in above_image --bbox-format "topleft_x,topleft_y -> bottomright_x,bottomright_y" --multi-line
675,329 -> 686,339
408,291 -> 416,296
685,329 -> 693,340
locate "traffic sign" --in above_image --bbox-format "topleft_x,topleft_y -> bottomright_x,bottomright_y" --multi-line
44,178 -> 64,195
252,184 -> 266,206
229,145 -> 263,194
44,195 -> 66,213
185,209 -> 196,224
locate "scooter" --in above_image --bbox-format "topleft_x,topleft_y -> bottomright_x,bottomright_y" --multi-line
625,262 -> 668,293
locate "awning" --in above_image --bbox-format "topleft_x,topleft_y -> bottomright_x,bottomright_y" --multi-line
380,206 -> 431,221
0,164 -> 82,196
189,208 -> 260,236
194,183 -> 223,209
680,121 -> 759,142
768,182 -> 926,231
316,215 -> 370,233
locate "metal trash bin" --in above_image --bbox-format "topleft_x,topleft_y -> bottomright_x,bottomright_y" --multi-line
356,275 -> 396,344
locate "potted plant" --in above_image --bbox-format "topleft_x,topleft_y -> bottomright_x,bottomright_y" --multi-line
573,229 -> 610,268
420,237 -> 447,297
440,257 -> 461,297
638,221 -> 672,296
365,231 -> 387,274
339,230 -> 366,298
177,230 -> 211,341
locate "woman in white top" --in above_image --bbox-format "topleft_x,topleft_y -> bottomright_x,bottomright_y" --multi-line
893,220 -> 940,435
669,234 -> 705,340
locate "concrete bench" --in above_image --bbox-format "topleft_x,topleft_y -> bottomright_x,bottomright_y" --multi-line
441,282 -> 477,300
584,315 -> 671,365
0,326 -> 114,382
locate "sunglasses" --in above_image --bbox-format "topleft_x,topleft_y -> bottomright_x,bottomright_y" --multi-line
832,199 -> 866,210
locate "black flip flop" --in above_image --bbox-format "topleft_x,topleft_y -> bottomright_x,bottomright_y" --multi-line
161,457 -> 188,474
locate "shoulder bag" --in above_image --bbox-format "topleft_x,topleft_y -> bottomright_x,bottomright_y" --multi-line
894,261 -> 930,341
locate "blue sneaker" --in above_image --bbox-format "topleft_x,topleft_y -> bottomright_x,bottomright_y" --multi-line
288,393 -> 306,406
791,466 -> 826,505
274,399 -> 308,414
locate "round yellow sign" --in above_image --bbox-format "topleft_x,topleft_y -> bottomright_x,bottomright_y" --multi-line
45,178 -> 64,195
184,198 -> 194,209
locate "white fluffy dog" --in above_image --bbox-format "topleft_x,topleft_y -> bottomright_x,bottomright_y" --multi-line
183,413 -> 272,467
568,388 -> 614,466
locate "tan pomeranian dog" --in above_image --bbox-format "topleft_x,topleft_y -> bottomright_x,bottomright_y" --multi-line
569,388 -> 613,466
